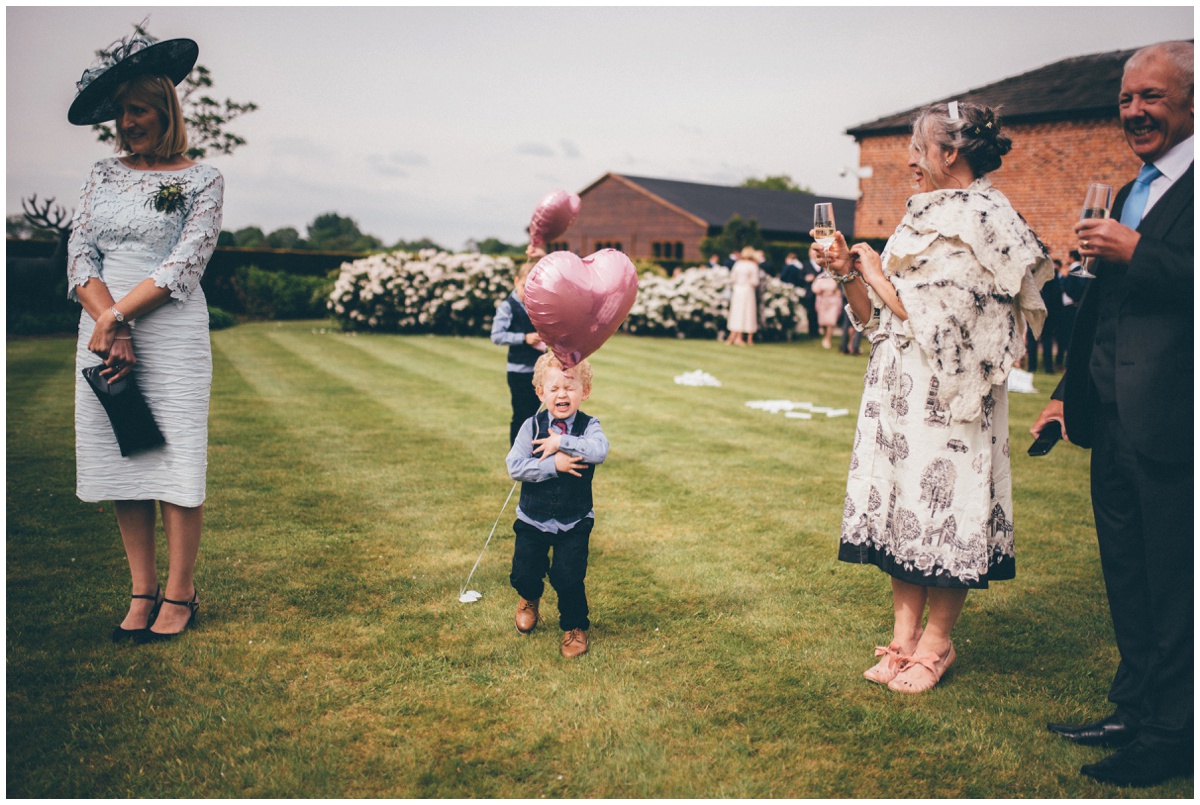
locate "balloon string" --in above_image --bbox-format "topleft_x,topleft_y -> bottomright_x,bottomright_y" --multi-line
459,480 -> 518,597
459,402 -> 546,597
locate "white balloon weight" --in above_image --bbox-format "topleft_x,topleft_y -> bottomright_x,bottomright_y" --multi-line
459,590 -> 483,603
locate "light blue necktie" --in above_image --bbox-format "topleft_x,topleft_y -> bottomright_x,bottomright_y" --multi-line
1118,163 -> 1163,228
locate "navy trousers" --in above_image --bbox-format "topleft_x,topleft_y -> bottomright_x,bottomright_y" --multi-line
1091,404 -> 1193,748
510,517 -> 592,631
507,371 -> 540,446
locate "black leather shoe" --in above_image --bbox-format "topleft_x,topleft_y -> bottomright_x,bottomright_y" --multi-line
1081,739 -> 1191,787
1047,714 -> 1137,747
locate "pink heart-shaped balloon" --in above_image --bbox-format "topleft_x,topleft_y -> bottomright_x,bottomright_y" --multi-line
524,249 -> 638,368
528,189 -> 582,248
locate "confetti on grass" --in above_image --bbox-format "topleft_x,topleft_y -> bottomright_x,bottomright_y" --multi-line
674,370 -> 721,386
746,400 -> 849,418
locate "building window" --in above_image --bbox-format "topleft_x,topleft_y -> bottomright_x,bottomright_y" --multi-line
595,241 -> 623,252
652,241 -> 684,260
547,241 -> 569,252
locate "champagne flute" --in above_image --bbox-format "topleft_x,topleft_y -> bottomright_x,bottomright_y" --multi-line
1077,183 -> 1112,278
813,203 -> 836,250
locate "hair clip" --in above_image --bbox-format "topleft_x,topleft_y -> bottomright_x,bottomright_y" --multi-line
948,101 -> 960,120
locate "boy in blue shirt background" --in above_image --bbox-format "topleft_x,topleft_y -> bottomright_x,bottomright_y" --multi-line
491,258 -> 546,445
506,352 -> 609,658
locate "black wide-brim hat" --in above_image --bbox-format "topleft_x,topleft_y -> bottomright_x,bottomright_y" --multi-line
68,37 -> 198,126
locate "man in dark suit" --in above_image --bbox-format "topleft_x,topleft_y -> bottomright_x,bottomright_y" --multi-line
779,252 -> 804,286
1032,40 -> 1193,788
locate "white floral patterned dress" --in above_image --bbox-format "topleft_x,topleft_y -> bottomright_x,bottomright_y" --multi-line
838,178 -> 1052,588
67,158 -> 224,507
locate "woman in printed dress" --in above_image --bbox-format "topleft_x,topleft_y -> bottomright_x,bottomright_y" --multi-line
820,102 -> 1052,693
67,31 -> 223,643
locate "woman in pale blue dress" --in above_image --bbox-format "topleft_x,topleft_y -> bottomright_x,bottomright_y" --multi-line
67,32 -> 223,643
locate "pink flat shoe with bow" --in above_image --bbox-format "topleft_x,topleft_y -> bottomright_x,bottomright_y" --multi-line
888,642 -> 956,694
863,643 -> 909,684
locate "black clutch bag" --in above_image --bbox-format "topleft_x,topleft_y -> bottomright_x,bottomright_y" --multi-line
81,365 -> 166,457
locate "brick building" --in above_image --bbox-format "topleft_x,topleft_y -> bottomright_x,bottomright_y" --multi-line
561,173 -> 855,263
846,47 -> 1146,262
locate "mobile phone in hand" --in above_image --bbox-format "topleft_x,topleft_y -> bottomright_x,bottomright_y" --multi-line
1028,420 -> 1062,457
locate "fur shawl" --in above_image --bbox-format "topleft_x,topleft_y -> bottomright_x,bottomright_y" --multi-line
882,177 -> 1053,423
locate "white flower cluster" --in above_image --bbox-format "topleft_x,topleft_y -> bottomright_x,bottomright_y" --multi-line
327,249 -> 517,334
625,267 -> 809,340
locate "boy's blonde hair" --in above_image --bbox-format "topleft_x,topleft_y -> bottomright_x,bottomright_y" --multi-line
533,352 -> 593,391
515,261 -> 535,286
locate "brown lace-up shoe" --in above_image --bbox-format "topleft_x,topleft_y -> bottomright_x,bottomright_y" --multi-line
515,597 -> 540,634
560,628 -> 589,658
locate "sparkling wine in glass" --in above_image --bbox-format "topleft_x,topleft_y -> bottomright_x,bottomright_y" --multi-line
1077,183 -> 1112,278
813,203 -> 836,249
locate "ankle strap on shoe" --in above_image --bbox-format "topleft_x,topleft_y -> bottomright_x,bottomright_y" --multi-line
162,590 -> 198,609
131,585 -> 161,601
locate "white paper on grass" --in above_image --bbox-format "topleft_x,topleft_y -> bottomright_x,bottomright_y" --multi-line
674,369 -> 721,387
459,590 -> 482,603
1007,368 -> 1038,394
747,400 -> 846,418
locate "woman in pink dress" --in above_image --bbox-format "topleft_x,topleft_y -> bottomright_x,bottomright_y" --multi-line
810,270 -> 843,348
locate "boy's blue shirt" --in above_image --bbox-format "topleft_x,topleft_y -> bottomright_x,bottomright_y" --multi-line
506,410 -> 609,533
491,294 -> 537,373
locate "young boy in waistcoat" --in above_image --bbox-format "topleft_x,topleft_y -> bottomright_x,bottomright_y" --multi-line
506,352 -> 609,658
491,259 -> 546,445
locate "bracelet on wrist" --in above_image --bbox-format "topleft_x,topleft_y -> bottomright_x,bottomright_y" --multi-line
114,335 -> 133,340
833,270 -> 861,285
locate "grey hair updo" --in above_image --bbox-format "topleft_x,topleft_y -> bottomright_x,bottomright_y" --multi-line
912,101 -> 1013,178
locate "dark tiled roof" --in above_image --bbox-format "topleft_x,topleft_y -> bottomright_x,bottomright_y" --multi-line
847,46 -> 1141,138
602,174 -> 857,239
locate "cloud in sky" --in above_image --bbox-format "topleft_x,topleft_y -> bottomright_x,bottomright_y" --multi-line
515,142 -> 556,158
6,6 -> 1191,250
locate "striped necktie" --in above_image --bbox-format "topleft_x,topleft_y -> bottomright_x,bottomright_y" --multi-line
1118,163 -> 1163,229
553,419 -> 568,435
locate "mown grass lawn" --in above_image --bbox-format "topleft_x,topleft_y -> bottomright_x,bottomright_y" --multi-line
6,322 -> 1190,798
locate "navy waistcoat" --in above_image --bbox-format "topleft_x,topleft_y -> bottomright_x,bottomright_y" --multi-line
518,410 -> 595,523
503,296 -> 543,368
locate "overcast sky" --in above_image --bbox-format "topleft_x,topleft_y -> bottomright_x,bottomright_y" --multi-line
6,5 -> 1193,250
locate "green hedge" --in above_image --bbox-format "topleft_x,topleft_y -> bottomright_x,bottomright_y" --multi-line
231,264 -> 336,320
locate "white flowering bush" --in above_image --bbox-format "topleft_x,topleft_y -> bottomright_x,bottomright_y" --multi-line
329,253 -> 809,340
328,249 -> 516,334
625,267 -> 808,341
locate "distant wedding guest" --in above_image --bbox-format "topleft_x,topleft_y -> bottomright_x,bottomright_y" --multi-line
801,244 -> 823,336
1054,251 -> 1087,369
822,101 -> 1051,694
1025,259 -> 1063,373
492,246 -> 547,444
67,31 -> 224,643
809,269 -> 842,349
1032,41 -> 1193,788
724,246 -> 760,346
707,253 -> 724,270
779,252 -> 805,287
838,299 -> 864,356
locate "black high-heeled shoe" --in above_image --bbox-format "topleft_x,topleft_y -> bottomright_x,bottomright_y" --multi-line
135,588 -> 199,644
111,585 -> 163,643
